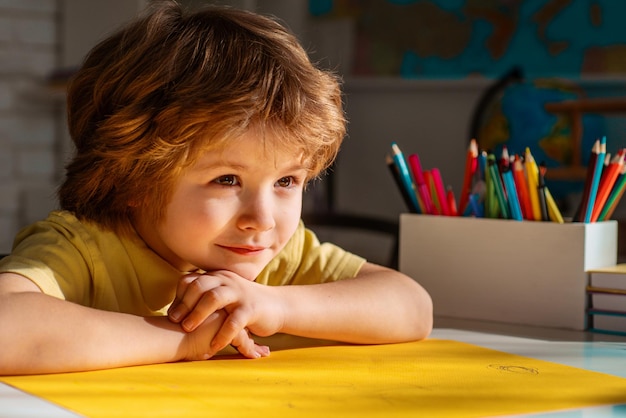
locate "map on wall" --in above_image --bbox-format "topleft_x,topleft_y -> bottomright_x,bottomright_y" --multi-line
309,0 -> 626,79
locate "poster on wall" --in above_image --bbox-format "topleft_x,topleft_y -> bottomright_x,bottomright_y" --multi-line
309,0 -> 626,79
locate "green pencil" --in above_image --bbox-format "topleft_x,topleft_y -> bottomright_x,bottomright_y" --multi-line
488,158 -> 510,219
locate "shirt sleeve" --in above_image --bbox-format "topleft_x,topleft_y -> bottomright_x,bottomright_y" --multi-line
255,221 -> 366,286
0,212 -> 94,303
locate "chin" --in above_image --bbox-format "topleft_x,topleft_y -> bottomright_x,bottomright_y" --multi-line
232,260 -> 272,281
194,262 -> 265,282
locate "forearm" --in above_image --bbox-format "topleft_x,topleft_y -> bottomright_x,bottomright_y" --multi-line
0,292 -> 195,375
276,264 -> 433,344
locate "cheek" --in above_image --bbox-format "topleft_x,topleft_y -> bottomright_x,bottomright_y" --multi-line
162,198 -> 217,239
276,200 -> 303,243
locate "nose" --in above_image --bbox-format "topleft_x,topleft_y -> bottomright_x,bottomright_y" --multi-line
236,190 -> 276,232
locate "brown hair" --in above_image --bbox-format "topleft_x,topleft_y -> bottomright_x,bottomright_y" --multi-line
59,0 -> 346,235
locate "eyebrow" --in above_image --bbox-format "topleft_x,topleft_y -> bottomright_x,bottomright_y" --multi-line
193,160 -> 308,174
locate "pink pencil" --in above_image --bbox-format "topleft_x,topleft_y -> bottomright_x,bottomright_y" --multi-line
408,154 -> 435,214
431,168 -> 450,216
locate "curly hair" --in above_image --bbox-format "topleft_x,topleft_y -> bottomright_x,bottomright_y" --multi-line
59,0 -> 346,235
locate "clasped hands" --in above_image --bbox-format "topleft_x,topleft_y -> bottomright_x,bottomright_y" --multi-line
167,270 -> 281,360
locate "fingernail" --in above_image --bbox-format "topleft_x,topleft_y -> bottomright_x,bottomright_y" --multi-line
169,309 -> 181,322
182,318 -> 195,331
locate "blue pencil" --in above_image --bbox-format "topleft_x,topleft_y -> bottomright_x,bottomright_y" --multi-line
390,142 -> 421,214
584,136 -> 607,223
502,169 -> 523,221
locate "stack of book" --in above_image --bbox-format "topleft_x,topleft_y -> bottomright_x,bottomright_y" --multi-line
587,264 -> 626,335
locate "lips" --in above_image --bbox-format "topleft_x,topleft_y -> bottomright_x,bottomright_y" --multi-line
218,245 -> 266,255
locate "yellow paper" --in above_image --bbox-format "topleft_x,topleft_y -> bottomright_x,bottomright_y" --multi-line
3,339 -> 626,418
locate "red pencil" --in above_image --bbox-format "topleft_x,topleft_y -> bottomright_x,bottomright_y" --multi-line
591,149 -> 624,222
447,186 -> 458,216
458,139 -> 478,214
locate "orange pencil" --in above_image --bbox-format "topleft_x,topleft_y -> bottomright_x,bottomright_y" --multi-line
458,139 -> 478,214
591,149 -> 624,222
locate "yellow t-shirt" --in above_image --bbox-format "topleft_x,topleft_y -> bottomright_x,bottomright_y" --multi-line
0,211 -> 365,316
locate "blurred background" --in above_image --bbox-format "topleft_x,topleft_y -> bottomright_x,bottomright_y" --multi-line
2,0 -> 626,264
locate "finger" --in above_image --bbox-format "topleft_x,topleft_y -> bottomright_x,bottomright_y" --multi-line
167,274 -> 199,322
210,308 -> 252,352
230,330 -> 270,359
181,285 -> 235,332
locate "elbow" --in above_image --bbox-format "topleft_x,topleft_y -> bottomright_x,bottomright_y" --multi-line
414,289 -> 434,341
407,283 -> 433,342
0,324 -> 23,376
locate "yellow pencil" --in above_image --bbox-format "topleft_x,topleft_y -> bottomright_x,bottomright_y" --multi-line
537,162 -> 564,223
544,188 -> 564,223
524,148 -> 541,221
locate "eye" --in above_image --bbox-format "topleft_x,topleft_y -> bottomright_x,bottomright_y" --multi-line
213,175 -> 239,186
276,176 -> 295,188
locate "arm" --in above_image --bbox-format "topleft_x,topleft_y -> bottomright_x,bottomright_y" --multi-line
276,263 -> 433,344
169,262 -> 433,352
0,273 -> 268,376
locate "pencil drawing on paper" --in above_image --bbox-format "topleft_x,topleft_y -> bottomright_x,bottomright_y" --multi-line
489,364 -> 539,375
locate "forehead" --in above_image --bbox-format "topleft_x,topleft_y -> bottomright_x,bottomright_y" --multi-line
192,128 -> 309,171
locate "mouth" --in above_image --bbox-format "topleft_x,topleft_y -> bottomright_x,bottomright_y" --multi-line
217,245 -> 267,256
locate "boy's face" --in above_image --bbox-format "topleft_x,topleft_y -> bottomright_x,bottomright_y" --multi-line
133,127 -> 308,279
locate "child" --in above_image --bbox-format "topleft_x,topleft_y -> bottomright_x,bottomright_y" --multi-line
0,0 -> 432,375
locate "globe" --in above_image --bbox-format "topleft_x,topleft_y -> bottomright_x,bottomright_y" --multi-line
476,79 -> 605,207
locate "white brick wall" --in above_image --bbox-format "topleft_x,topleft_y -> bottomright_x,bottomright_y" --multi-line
0,0 -> 59,253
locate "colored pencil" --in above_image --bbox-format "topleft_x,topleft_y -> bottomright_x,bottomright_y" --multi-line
544,188 -> 564,223
537,162 -> 549,221
512,157 -> 532,220
431,168 -> 450,216
390,142 -> 421,213
459,139 -> 478,214
423,170 -> 441,215
502,168 -> 523,221
584,136 -> 606,223
386,154 -> 418,213
499,145 -> 510,172
524,148 -> 541,221
477,150 -> 488,183
447,186 -> 458,216
537,163 -> 564,223
599,164 -> 626,221
469,192 -> 484,217
592,149 -> 625,222
575,139 -> 600,222
488,158 -> 510,219
407,153 -> 435,215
